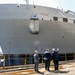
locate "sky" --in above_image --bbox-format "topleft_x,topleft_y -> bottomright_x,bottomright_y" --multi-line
0,0 -> 75,12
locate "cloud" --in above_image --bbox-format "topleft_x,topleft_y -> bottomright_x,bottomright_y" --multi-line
0,0 -> 26,4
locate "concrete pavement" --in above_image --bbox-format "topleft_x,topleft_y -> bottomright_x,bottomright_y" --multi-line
0,61 -> 75,75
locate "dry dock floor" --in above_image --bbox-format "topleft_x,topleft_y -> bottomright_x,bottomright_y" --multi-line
0,61 -> 75,75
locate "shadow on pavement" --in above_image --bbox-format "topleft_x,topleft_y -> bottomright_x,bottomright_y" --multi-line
47,70 -> 69,73
58,70 -> 69,73
36,71 -> 44,74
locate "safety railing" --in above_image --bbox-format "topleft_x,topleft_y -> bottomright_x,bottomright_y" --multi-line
0,53 -> 75,67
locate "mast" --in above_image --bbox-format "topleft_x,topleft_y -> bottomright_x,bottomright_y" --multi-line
25,0 -> 29,4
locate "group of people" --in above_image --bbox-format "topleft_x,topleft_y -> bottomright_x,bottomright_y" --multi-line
33,48 -> 59,73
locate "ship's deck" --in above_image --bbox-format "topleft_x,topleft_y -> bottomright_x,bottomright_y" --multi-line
0,60 -> 75,75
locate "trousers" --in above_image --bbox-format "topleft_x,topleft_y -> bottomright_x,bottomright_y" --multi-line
54,60 -> 59,70
34,62 -> 39,71
45,60 -> 50,70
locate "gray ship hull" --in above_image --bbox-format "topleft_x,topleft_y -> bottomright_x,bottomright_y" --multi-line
0,4 -> 75,65
0,19 -> 75,54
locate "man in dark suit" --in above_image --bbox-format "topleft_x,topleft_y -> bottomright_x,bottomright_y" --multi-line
52,48 -> 59,72
44,49 -> 52,71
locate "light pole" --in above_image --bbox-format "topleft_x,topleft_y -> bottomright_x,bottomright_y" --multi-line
8,42 -> 11,66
